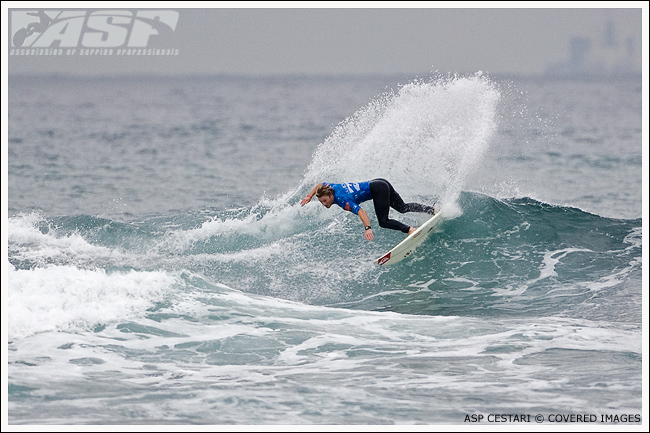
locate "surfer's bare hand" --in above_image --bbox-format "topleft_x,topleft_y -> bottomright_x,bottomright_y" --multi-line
365,228 -> 373,241
300,195 -> 312,206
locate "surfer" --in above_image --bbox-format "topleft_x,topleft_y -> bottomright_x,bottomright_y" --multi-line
300,179 -> 435,241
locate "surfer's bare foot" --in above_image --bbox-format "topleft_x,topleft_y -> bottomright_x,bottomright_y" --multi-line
408,227 -> 417,235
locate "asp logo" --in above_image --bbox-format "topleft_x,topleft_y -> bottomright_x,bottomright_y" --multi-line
10,10 -> 179,49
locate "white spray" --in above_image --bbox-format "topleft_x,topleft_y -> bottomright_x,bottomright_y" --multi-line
302,74 -> 500,214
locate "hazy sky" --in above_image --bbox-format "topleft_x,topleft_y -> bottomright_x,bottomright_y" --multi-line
3,3 -> 647,76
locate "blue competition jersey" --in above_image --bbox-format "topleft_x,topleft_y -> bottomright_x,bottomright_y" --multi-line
324,181 -> 372,215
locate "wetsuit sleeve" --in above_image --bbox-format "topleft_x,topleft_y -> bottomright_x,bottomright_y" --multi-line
343,200 -> 361,215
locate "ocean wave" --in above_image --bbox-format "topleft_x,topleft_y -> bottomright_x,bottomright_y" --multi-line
7,191 -> 641,331
6,261 -> 178,340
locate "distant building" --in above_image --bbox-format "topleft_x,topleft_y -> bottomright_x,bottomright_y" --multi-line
545,18 -> 640,77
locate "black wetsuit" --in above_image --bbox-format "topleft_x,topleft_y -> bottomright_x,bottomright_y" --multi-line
368,178 -> 435,233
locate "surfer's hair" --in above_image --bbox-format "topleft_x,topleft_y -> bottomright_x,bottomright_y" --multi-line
315,184 -> 334,197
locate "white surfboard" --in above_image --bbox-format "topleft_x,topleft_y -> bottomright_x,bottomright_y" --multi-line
374,212 -> 442,265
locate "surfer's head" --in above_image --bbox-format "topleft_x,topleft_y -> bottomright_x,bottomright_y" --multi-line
316,184 -> 335,208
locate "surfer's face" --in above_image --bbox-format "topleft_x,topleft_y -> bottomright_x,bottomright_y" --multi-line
318,194 -> 334,208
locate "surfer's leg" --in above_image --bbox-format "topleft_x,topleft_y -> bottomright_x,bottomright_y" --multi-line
387,182 -> 435,215
369,179 -> 411,234
401,201 -> 435,215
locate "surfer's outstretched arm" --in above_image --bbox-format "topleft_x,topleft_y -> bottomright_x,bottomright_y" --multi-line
358,208 -> 373,241
300,184 -> 321,206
